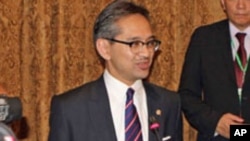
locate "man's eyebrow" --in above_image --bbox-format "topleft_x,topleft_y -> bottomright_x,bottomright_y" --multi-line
126,35 -> 156,41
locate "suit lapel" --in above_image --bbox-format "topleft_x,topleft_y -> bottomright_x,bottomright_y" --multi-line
218,20 -> 237,84
88,76 -> 117,140
144,83 -> 162,141
243,61 -> 250,90
86,78 -> 165,141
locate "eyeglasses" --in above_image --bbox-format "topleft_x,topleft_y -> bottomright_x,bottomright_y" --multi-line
105,38 -> 161,53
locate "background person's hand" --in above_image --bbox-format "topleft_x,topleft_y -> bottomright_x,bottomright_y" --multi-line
216,113 -> 244,138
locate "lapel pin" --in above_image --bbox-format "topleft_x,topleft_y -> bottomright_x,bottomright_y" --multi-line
156,109 -> 161,116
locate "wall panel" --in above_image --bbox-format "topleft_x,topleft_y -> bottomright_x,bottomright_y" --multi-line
0,0 -> 226,140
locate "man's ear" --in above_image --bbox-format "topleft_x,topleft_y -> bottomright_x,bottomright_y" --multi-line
96,38 -> 111,60
220,0 -> 226,11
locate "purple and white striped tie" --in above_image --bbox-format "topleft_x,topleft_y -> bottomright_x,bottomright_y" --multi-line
125,88 -> 143,141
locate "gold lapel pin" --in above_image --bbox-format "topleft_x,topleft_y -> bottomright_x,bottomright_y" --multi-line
156,109 -> 161,116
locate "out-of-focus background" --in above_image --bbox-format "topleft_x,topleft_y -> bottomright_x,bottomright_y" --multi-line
0,0 -> 225,141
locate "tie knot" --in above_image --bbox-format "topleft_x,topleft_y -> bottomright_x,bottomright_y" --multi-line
126,88 -> 134,100
236,33 -> 246,44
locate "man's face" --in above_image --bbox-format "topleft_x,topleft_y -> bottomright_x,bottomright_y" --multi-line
221,0 -> 250,30
105,14 -> 156,85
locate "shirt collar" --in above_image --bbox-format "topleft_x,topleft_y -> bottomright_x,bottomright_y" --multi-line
103,69 -> 143,93
229,21 -> 250,38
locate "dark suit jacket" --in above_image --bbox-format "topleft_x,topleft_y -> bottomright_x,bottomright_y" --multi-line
48,75 -> 182,141
179,19 -> 250,141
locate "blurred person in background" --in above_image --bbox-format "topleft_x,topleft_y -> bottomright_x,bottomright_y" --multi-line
179,0 -> 250,140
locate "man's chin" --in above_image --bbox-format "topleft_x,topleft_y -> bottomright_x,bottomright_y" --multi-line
137,71 -> 150,79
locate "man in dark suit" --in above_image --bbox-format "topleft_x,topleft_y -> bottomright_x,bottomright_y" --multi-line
179,0 -> 250,141
48,1 -> 182,141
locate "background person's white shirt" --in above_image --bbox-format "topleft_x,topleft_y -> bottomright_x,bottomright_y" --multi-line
229,22 -> 250,60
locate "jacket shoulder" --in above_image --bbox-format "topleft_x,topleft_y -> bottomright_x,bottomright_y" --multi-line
194,19 -> 228,32
144,82 -> 180,101
52,76 -> 104,103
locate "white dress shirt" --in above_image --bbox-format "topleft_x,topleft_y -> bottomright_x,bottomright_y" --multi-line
103,69 -> 149,141
229,22 -> 250,60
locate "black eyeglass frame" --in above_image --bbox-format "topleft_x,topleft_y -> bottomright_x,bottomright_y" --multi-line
104,38 -> 161,52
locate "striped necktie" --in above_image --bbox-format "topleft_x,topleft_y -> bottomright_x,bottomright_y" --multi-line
125,88 -> 143,141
